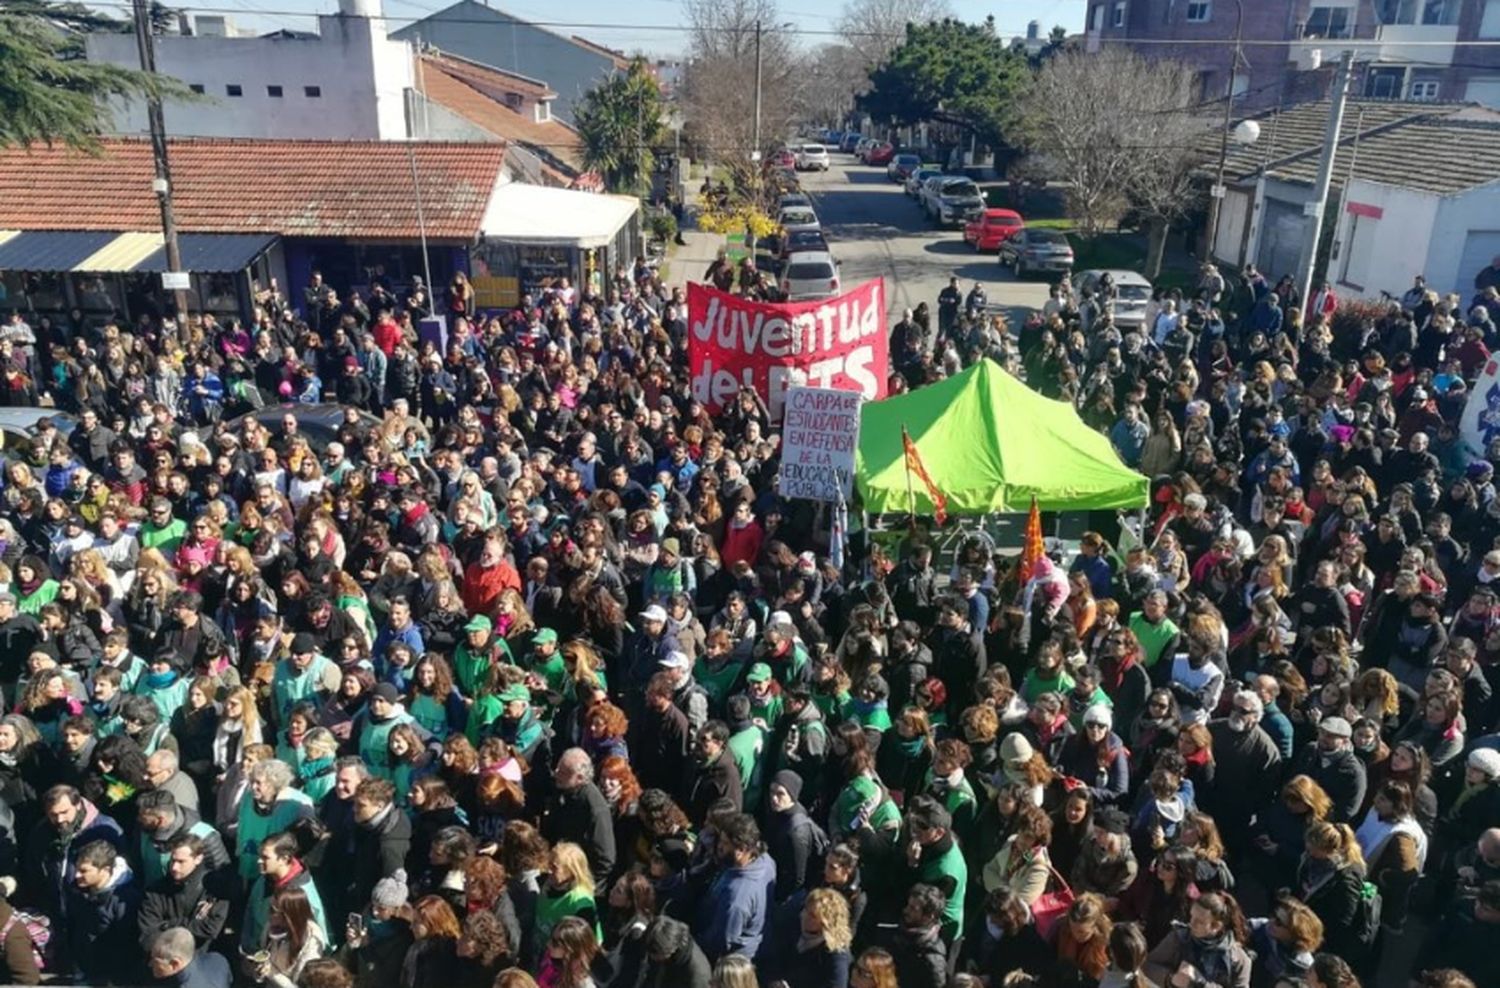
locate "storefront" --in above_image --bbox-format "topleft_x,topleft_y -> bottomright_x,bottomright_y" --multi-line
0,230 -> 277,327
469,182 -> 641,310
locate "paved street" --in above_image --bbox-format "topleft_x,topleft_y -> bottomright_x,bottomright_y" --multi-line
797,156 -> 1052,325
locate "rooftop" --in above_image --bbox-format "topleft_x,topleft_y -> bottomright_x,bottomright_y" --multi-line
0,138 -> 507,240
1216,99 -> 1500,195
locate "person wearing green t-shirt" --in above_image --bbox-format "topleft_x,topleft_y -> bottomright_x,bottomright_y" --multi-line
1020,641 -> 1076,704
1128,591 -> 1181,678
743,663 -> 783,728
523,628 -> 567,695
138,498 -> 188,555
454,615 -> 511,699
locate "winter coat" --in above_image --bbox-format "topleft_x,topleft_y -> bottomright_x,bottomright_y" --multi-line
891,925 -> 947,988
348,803 -> 412,912
1144,927 -> 1250,988
21,799 -> 125,924
138,864 -> 231,951
65,856 -> 142,983
696,851 -> 776,961
541,782 -> 617,886
1290,744 -> 1367,824
766,802 -> 821,901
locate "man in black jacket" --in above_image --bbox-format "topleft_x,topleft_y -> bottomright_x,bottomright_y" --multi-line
632,673 -> 691,796
348,778 -> 412,915
1290,717 -> 1368,824
891,884 -> 947,988
541,748 -> 616,885
685,721 -> 743,827
0,592 -> 42,694
138,833 -> 230,952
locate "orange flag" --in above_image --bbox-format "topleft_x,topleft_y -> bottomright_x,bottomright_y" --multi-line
1018,495 -> 1044,583
902,426 -> 948,525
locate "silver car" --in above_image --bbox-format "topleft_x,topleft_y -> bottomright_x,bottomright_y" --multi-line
780,250 -> 841,301
922,176 -> 985,227
1076,269 -> 1154,329
796,144 -> 830,171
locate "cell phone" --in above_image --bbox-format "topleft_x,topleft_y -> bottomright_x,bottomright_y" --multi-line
347,912 -> 366,938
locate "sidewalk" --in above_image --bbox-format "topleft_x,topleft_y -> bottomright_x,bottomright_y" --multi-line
665,228 -> 726,289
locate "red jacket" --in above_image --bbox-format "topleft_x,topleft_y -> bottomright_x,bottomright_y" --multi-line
372,317 -> 403,356
462,559 -> 521,617
720,520 -> 763,570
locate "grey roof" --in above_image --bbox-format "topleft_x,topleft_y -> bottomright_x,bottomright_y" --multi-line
0,230 -> 116,271
133,233 -> 276,273
1210,99 -> 1500,195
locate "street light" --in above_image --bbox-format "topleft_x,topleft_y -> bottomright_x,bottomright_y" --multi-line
1202,0 -> 1256,264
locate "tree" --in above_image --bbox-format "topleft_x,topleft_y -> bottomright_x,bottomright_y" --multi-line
836,0 -> 951,73
1010,47 -> 1207,268
0,1 -> 193,151
574,58 -> 667,196
680,0 -> 800,162
858,17 -> 1028,150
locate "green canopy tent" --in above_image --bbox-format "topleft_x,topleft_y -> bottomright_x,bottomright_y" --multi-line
855,358 -> 1149,514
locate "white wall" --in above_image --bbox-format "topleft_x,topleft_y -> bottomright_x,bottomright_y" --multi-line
1212,187 -> 1252,267
1429,182 -> 1500,298
86,14 -> 415,140
1329,180 -> 1438,300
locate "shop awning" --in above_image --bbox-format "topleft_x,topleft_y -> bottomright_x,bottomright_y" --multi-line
479,181 -> 639,248
0,231 -> 120,272
77,232 -> 166,272
133,233 -> 277,274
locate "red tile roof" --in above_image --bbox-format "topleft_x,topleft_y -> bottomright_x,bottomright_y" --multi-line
0,138 -> 507,241
422,50 -> 557,101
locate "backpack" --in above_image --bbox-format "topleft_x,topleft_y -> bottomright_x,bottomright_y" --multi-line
1352,880 -> 1382,949
1,908 -> 51,972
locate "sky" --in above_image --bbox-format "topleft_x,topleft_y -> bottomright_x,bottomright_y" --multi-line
150,0 -> 1089,58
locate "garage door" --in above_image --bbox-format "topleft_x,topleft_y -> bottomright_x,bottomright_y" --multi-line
1257,198 -> 1307,283
1457,230 -> 1500,297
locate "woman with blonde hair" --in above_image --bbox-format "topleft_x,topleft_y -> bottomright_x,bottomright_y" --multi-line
213,685 -> 264,777
711,954 -> 760,988
846,949 -> 894,988
532,842 -> 598,947
783,887 -> 852,988
1297,821 -> 1367,958
1057,893 -> 1113,986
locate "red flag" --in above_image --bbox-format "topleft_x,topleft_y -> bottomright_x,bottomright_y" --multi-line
1018,496 -> 1044,584
902,426 -> 948,525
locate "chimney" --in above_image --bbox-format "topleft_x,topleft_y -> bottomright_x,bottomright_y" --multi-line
1027,20 -> 1039,41
339,0 -> 383,16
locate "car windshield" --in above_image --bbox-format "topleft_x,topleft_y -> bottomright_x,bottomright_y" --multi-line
1031,230 -> 1070,245
786,261 -> 835,280
803,145 -> 826,154
782,209 -> 816,225
896,154 -> 920,165
941,180 -> 979,198
987,215 -> 1020,226
1117,284 -> 1152,301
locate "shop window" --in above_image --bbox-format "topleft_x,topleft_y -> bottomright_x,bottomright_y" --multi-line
70,273 -> 122,313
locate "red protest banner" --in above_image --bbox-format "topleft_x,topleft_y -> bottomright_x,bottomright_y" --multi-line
688,279 -> 889,422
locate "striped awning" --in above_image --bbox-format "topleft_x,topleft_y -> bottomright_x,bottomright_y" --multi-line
0,230 -> 276,274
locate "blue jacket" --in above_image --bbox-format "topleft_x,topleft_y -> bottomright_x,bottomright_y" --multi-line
65,856 -> 142,983
170,952 -> 232,988
698,852 -> 777,961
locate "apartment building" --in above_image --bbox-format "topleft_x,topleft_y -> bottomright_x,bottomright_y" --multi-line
1084,1 -> 1500,108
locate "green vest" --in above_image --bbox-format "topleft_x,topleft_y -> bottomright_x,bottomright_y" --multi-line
359,710 -> 415,779
299,757 -> 337,804
918,839 -> 969,939
140,819 -> 219,884
235,790 -> 314,881
465,695 -> 502,746
532,883 -> 600,946
1021,668 -> 1075,704
409,693 -> 450,738
139,518 -> 187,555
696,657 -> 745,714
271,655 -> 332,724
1129,613 -> 1180,668
242,870 -> 327,951
727,725 -> 766,812
135,675 -> 190,725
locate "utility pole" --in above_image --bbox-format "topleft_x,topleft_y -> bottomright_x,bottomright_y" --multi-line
752,20 -> 763,164
1295,48 -> 1355,316
131,0 -> 189,331
1202,0 -> 1244,263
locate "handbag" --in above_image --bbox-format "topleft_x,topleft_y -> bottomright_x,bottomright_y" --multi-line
1030,857 -> 1076,942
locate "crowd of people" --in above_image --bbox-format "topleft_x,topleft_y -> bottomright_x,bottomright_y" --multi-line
0,245 -> 1491,988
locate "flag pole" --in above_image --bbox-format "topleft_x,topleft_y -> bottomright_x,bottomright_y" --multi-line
902,424 -> 917,528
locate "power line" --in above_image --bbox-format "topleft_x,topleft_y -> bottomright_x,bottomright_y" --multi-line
68,3 -> 1500,44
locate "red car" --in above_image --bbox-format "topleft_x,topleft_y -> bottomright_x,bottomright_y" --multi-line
769,148 -> 796,169
865,142 -> 896,166
963,208 -> 1025,251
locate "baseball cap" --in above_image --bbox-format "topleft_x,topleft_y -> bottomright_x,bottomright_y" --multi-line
640,605 -> 668,623
659,651 -> 690,670
498,684 -> 530,705
464,615 -> 493,633
746,662 -> 772,684
533,628 -> 558,645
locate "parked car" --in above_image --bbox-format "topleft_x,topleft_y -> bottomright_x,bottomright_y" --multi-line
887,153 -> 922,181
840,132 -> 864,152
777,229 -> 831,266
853,137 -> 878,160
769,147 -> 797,169
1075,269 -> 1154,329
796,144 -> 830,171
0,409 -> 77,467
780,250 -> 841,301
865,142 -> 896,166
777,206 -> 820,237
921,176 -> 986,227
963,208 -> 1025,251
905,166 -> 943,197
778,192 -> 813,211
998,228 -> 1075,278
